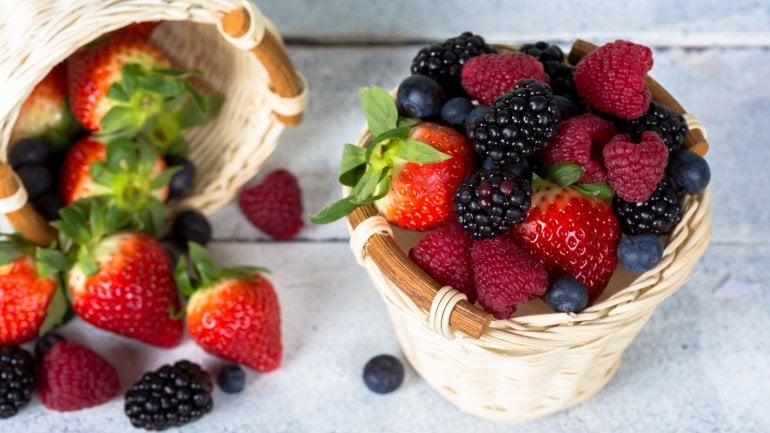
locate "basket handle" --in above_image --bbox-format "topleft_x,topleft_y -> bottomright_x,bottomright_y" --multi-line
0,163 -> 57,246
568,39 -> 709,156
220,7 -> 306,126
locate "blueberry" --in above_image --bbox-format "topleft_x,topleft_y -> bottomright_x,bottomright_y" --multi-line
546,277 -> 589,314
16,164 -> 52,200
464,106 -> 489,133
8,138 -> 48,168
172,210 -> 212,248
396,75 -> 446,119
33,192 -> 63,221
166,156 -> 197,200
216,364 -> 245,394
553,95 -> 578,120
363,354 -> 404,394
617,233 -> 664,273
667,149 -> 710,194
440,97 -> 475,127
35,332 -> 66,359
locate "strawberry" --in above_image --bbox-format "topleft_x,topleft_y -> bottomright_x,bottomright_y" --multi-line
67,35 -> 218,154
313,87 -> 476,229
176,243 -> 281,372
38,203 -> 183,347
0,235 -> 66,345
510,179 -> 620,300
10,64 -> 79,151
59,136 -> 171,235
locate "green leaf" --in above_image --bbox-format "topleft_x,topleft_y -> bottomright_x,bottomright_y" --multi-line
137,75 -> 188,96
574,183 -> 615,200
99,106 -> 142,137
121,64 -> 141,95
106,84 -> 130,103
150,166 -> 181,190
174,257 -> 195,297
106,139 -> 134,170
89,203 -> 107,240
397,117 -> 420,129
55,207 -> 89,245
105,205 -> 129,233
77,248 -> 100,277
310,197 -> 359,224
350,168 -> 382,203
371,168 -> 392,201
340,165 -> 365,188
38,280 -> 70,335
217,266 -> 269,281
339,144 -> 368,187
35,248 -> 72,278
368,126 -> 410,149
188,242 -> 217,286
395,139 -> 451,164
360,86 -> 398,137
155,68 -> 203,78
546,162 -> 585,188
0,240 -> 23,265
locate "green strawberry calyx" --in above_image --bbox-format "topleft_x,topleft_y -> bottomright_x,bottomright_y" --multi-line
311,86 -> 450,224
540,162 -> 615,200
99,64 -> 223,155
174,242 -> 268,298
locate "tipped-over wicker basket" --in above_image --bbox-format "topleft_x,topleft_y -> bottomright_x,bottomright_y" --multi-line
0,0 -> 307,245
346,40 -> 712,423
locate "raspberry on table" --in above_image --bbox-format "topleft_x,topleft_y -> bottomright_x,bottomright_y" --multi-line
574,40 -> 653,119
238,168 -> 304,240
0,345 -> 34,419
541,113 -> 617,184
408,223 -> 476,302
604,131 -> 669,202
460,53 -> 549,106
471,236 -> 548,319
613,177 -> 683,235
468,78 -> 560,167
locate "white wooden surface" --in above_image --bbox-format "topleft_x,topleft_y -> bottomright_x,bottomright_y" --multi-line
4,1 -> 770,432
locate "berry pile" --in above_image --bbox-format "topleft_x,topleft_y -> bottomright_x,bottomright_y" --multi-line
317,34 -> 711,320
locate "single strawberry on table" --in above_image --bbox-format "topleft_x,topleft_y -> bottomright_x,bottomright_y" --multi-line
239,169 -> 304,240
176,243 -> 282,372
312,86 -> 476,230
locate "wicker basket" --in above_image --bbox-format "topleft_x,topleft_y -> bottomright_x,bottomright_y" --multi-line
346,40 -> 712,423
0,0 -> 307,245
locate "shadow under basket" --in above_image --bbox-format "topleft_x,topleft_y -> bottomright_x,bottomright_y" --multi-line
346,40 -> 712,423
0,0 -> 307,245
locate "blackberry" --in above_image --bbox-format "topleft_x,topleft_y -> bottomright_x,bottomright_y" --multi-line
520,42 -> 580,103
613,177 -> 683,235
627,101 -> 689,153
125,360 -> 213,431
0,345 -> 35,419
411,32 -> 496,95
468,79 -> 560,167
454,168 -> 532,239
520,41 -> 565,63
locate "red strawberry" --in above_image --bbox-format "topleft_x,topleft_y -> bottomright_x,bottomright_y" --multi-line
603,131 -> 669,202
177,243 -> 281,372
408,223 -> 476,302
471,236 -> 548,319
461,53 -> 549,105
239,169 -> 304,240
0,236 -> 59,345
38,341 -> 120,411
59,136 -> 107,205
510,180 -> 620,300
10,64 -> 78,151
574,40 -> 653,119
541,114 -> 617,184
374,122 -> 476,230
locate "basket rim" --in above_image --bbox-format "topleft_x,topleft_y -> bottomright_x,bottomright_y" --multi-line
345,38 -> 713,340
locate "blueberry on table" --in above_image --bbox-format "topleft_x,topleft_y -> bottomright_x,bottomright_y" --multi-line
546,277 -> 589,314
440,97 -> 475,127
667,149 -> 711,194
396,75 -> 446,119
8,138 -> 48,168
16,164 -> 52,200
166,155 -> 197,200
172,210 -> 212,248
363,354 -> 405,394
216,364 -> 246,394
617,233 -> 664,273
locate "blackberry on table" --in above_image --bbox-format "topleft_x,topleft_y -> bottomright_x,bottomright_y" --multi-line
626,101 -> 689,153
613,177 -> 683,235
411,32 -> 496,95
125,360 -> 213,431
454,168 -> 532,239
0,345 -> 35,419
468,79 -> 560,167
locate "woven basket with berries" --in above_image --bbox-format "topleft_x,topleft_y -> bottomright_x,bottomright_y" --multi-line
0,0 -> 305,427
314,35 -> 712,422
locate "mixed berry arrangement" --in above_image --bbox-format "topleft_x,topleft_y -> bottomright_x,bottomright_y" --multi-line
315,32 -> 711,320
1,21 -> 304,427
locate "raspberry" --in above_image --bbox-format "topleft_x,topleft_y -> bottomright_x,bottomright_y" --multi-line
574,40 -> 653,119
0,346 -> 34,419
460,53 -> 549,106
408,223 -> 476,302
238,169 -> 303,240
603,131 -> 668,202
38,341 -> 120,412
471,236 -> 548,319
541,114 -> 617,184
